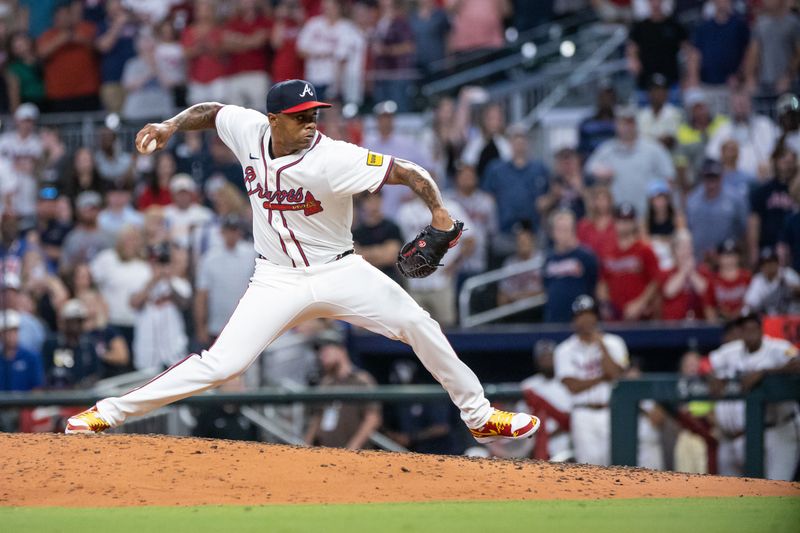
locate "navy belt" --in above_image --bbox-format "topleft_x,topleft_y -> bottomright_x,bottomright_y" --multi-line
258,249 -> 354,264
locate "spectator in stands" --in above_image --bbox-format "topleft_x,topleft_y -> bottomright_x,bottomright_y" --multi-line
578,82 -> 616,159
659,230 -> 711,320
0,103 -> 43,163
776,92 -> 800,155
592,0 -> 633,23
304,329 -> 382,450
706,89 -> 779,178
35,186 -> 72,272
95,0 -> 138,113
409,0 -> 450,80
497,222 -> 543,308
463,102 -> 512,180
42,299 -> 103,389
137,152 -> 175,210
743,246 -> 800,315
0,309 -> 43,391
748,145 -> 797,266
98,183 -> 143,237
130,241 -> 192,370
554,294 -> 628,466
542,209 -> 598,323
710,312 -> 800,480
744,0 -> 800,98
64,262 -> 108,333
223,0 -> 272,111
779,178 -> 800,272
1,272 -> 46,355
164,174 -> 214,246
173,130 -> 212,183
62,147 -> 106,205
597,202 -> 660,321
482,125 -> 549,234
8,32 -> 45,108
182,0 -> 228,105
36,3 -> 100,112
383,360 -> 455,454
676,88 -> 729,192
687,0 -> 750,97
94,127 -> 134,186
90,225 -> 151,352
536,147 -> 587,222
577,185 -> 616,262
363,101 -> 428,216
270,0 -> 306,83
644,180 -> 684,270
121,32 -> 175,121
719,139 -> 756,205
296,0 -> 354,101
520,339 -> 572,461
396,196 -> 474,326
446,164 -> 496,282
707,239 -> 752,321
627,0 -> 688,94
371,0 -> 416,112
637,73 -> 682,149
154,18 -> 187,109
586,104 -> 675,217
446,0 -> 510,60
352,193 -> 404,286
38,126 -> 67,184
61,191 -> 113,270
687,159 -> 748,262
421,96 -> 468,182
194,215 -> 254,348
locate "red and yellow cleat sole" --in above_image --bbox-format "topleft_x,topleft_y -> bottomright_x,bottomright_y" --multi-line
65,407 -> 111,434
470,410 -> 540,443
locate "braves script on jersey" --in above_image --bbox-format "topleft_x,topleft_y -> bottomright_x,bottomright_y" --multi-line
215,105 -> 395,266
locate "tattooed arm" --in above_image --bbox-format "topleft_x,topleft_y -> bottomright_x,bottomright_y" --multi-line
134,102 -> 224,154
385,158 -> 454,230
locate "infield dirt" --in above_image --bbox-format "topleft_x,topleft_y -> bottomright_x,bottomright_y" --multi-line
1,433 -> 797,507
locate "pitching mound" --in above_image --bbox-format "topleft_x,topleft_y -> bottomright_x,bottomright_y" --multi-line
1,433 -> 797,507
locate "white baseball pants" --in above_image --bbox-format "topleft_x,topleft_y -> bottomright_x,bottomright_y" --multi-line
97,255 -> 493,429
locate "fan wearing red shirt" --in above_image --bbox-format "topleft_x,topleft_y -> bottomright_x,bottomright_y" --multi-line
706,239 -> 752,320
223,0 -> 273,110
271,0 -> 306,82
598,203 -> 660,320
577,185 -> 617,261
659,230 -> 711,320
181,0 -> 228,105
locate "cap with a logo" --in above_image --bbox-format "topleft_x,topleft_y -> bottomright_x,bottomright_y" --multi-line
312,329 -> 346,350
266,80 -> 332,114
717,239 -> 740,256
373,100 -> 398,115
777,93 -> 800,115
759,246 -> 779,264
169,173 -> 197,194
701,158 -> 723,178
14,103 -> 39,122
76,191 -> 102,210
572,294 -> 598,317
614,202 -> 637,220
220,214 -> 244,230
649,73 -> 669,89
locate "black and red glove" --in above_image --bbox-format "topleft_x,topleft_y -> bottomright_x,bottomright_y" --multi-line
396,220 -> 464,278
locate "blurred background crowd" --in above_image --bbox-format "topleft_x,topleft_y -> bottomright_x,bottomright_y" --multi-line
0,0 -> 797,479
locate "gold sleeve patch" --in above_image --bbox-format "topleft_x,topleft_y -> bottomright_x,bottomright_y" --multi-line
367,152 -> 384,166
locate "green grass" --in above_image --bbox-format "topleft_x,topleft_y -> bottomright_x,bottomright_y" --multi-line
3,497 -> 798,533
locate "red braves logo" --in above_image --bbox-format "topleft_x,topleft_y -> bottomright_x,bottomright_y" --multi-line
247,182 -> 323,216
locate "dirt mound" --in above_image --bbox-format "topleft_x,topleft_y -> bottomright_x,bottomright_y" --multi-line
0,433 -> 797,507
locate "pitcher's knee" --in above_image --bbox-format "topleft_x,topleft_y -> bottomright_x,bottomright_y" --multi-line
201,349 -> 248,383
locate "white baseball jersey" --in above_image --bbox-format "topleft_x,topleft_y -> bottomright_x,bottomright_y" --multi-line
710,336 -> 799,433
215,105 -> 395,267
554,333 -> 629,406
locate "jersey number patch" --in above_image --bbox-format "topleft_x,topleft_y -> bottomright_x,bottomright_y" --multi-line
366,152 -> 384,166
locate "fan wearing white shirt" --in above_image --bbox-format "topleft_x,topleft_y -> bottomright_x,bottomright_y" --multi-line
163,174 -> 214,246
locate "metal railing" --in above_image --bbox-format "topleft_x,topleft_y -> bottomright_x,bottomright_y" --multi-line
458,256 -> 546,328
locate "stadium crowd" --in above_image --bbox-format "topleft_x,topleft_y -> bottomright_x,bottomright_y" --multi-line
0,0 -> 797,479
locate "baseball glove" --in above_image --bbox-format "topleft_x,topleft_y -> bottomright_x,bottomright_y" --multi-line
396,220 -> 464,278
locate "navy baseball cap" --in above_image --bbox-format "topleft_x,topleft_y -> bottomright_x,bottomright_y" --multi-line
266,80 -> 332,114
572,294 -> 599,317
613,202 -> 637,220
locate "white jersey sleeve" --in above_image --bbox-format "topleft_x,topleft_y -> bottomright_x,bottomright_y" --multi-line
709,340 -> 742,379
601,334 -> 630,369
215,105 -> 268,163
324,139 -> 395,197
765,337 -> 799,367
554,339 -> 579,380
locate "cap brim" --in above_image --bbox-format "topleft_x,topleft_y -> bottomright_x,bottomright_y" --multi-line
280,101 -> 332,114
